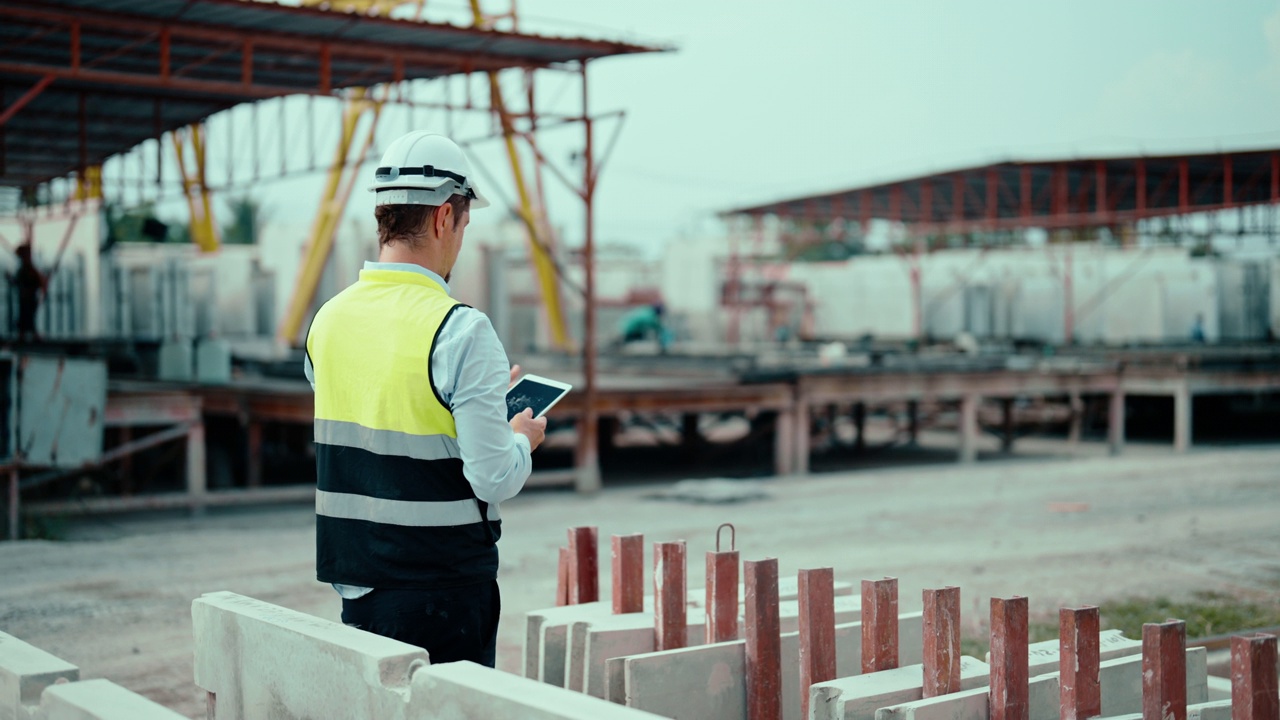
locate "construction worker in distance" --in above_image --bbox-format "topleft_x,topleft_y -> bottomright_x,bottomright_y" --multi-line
305,131 -> 547,667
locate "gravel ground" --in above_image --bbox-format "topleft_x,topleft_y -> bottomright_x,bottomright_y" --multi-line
2,442 -> 1279,718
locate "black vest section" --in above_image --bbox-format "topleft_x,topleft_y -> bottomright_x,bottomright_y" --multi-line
314,443 -> 502,589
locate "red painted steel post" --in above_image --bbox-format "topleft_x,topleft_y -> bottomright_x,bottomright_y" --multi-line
922,587 -> 961,697
611,534 -> 644,614
1060,607 -> 1101,720
1142,621 -> 1187,720
862,577 -> 900,673
705,526 -> 740,643
799,568 -> 836,719
567,526 -> 599,605
654,541 -> 687,651
990,597 -> 1029,720
1231,634 -> 1278,720
746,558 -> 782,720
556,546 -> 570,606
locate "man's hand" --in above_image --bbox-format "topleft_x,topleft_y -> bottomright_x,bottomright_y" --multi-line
510,408 -> 547,451
509,364 -> 521,389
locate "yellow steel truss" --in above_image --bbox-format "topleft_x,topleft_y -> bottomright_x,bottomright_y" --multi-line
172,124 -> 220,253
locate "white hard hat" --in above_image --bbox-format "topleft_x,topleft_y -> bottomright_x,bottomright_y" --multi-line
369,132 -> 490,209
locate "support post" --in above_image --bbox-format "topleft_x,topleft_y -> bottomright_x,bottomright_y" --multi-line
862,577 -> 900,673
1060,607 -> 1101,720
706,544 -> 740,644
775,410 -> 795,477
577,60 -> 601,495
799,568 -> 836,720
1109,390 -> 1125,456
654,541 -> 687,651
794,398 -> 811,475
7,466 -> 17,541
556,546 -> 570,606
1173,384 -> 1192,454
958,394 -> 979,464
745,558 -> 782,720
246,421 -> 262,489
923,586 -> 961,697
1067,393 -> 1083,448
187,422 -> 207,517
1231,633 -> 1278,720
990,597 -> 1029,720
1142,621 -> 1187,720
568,526 -> 599,604
1000,398 -> 1015,453
907,400 -> 920,445
681,413 -> 701,459
611,534 -> 643,614
853,403 -> 867,453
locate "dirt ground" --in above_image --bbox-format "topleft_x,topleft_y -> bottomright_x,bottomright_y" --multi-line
3,441 -> 1279,719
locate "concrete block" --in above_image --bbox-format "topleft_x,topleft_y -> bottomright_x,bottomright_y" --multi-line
407,662 -> 664,720
617,613 -> 925,720
33,679 -> 186,720
873,673 -> 1061,720
192,591 -> 427,720
578,595 -> 863,699
0,631 -> 80,720
994,630 -> 1141,677
809,656 -> 992,720
1098,699 -> 1231,720
1091,646 -> 1208,717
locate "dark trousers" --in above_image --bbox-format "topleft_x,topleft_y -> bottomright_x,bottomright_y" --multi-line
341,580 -> 501,667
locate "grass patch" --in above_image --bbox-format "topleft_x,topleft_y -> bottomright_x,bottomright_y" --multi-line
962,621 -> 1059,660
1100,591 -> 1280,640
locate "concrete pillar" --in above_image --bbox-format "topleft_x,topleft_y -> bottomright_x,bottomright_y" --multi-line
1067,393 -> 1083,448
799,568 -> 837,720
853,403 -> 867,453
7,466 -> 17,541
1059,607 -> 1102,720
1230,634 -> 1278,720
611,534 -> 643,615
862,577 -> 900,674
907,400 -> 920,446
774,410 -> 794,477
187,422 -> 207,517
1109,391 -> 1126,456
1000,398 -> 1015,453
653,541 -> 687,652
958,394 -> 979,464
794,399 -> 811,475
246,421 -> 263,489
1173,384 -> 1192,454
1142,621 -> 1187,720
745,558 -> 782,720
923,586 -> 962,697
990,597 -> 1029,720
568,527 -> 599,605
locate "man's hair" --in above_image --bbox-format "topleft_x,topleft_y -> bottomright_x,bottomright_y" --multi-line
375,195 -> 470,248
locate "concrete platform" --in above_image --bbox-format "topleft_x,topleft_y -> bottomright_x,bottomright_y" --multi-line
0,631 -> 80,720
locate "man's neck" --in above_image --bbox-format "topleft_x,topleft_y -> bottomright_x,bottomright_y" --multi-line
378,244 -> 448,279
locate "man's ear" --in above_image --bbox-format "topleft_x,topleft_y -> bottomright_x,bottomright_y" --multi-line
435,203 -> 452,237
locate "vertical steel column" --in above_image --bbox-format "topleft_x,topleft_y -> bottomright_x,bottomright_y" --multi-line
568,526 -> 599,604
1142,621 -> 1187,720
958,394 -> 979,464
578,60 -> 601,494
862,577 -> 900,673
654,540 -> 687,651
1060,607 -> 1102,720
1109,390 -> 1125,456
187,422 -> 206,517
1173,383 -> 1192,454
611,533 -> 644,614
746,558 -> 782,720
706,524 -> 740,643
1231,634 -> 1278,720
799,568 -> 836,719
990,597 -> 1029,720
922,587 -> 961,697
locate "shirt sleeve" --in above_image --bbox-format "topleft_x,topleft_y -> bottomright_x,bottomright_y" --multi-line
433,307 -> 532,505
303,353 -> 316,390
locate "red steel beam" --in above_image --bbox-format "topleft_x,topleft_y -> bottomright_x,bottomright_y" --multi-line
705,546 -> 739,643
799,568 -> 836,719
0,74 -> 54,127
1059,607 -> 1101,720
1142,621 -> 1187,720
745,558 -> 782,720
1178,159 -> 1190,212
654,540 -> 687,651
861,577 -> 899,673
611,533 -> 643,614
990,597 -> 1029,720
1137,159 -> 1147,213
922,586 -> 961,697
1095,161 -> 1107,214
567,526 -> 599,605
1231,633 -> 1278,720
1224,155 -> 1234,207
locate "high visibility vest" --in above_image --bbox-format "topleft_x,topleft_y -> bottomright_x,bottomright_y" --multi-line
307,268 -> 500,589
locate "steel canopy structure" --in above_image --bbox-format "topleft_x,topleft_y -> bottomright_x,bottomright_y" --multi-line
725,149 -> 1280,235
0,0 -> 659,189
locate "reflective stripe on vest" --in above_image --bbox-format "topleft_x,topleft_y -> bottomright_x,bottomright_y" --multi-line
308,268 -> 500,589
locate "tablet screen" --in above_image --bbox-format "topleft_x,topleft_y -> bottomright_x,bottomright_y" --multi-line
506,377 -> 569,420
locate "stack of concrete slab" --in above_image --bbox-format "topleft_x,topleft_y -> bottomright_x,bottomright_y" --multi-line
0,631 -> 185,720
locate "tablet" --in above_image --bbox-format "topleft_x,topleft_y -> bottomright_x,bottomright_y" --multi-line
506,373 -> 573,421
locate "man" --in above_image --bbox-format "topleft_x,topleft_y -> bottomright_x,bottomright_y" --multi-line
305,132 -> 547,667
12,243 -> 46,341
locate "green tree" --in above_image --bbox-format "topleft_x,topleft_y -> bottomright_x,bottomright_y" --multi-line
222,196 -> 266,245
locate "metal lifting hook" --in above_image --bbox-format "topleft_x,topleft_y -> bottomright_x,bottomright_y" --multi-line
715,522 -> 736,553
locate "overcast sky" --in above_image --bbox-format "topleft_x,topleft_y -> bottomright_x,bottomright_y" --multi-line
213,0 -> 1280,255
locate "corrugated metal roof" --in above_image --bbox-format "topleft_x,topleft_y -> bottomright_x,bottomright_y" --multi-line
0,0 -> 667,189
